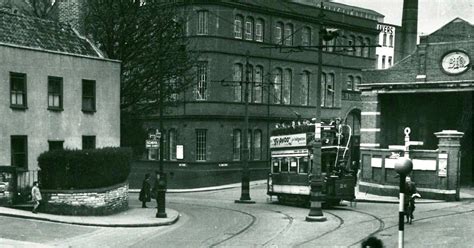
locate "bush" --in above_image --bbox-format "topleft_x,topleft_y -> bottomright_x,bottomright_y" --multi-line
38,147 -> 132,190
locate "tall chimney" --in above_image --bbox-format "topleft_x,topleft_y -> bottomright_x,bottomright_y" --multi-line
395,0 -> 418,61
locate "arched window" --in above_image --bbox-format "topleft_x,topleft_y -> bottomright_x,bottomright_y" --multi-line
253,130 -> 262,160
382,33 -> 387,46
272,68 -> 282,104
245,17 -> 254,40
355,36 -> 363,56
320,72 -> 326,107
233,63 -> 243,102
388,56 -> 392,67
301,71 -> 310,106
389,34 -> 394,47
282,69 -> 292,104
234,15 -> 243,39
302,26 -> 311,46
253,66 -> 263,103
363,38 -> 370,57
275,22 -> 283,45
349,35 -> 355,55
233,129 -> 241,160
284,23 -> 293,46
255,19 -> 264,42
354,76 -> 361,91
382,55 -> 386,69
245,64 -> 254,102
347,75 -> 354,91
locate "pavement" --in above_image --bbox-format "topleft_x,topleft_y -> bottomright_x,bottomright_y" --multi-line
1,180 -> 473,229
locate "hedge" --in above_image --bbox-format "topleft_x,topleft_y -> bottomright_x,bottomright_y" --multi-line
37,147 -> 132,190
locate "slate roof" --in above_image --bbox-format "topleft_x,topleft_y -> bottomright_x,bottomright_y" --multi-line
0,10 -> 101,58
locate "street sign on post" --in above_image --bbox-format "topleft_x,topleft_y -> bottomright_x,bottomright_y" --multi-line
146,140 -> 159,149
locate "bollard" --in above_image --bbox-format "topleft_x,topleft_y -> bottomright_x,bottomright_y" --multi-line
156,173 -> 167,218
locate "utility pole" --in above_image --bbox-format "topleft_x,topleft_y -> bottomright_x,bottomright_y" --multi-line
305,2 -> 326,222
235,52 -> 255,204
156,78 -> 167,218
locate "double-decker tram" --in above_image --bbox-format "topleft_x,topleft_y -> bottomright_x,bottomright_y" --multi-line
267,120 -> 356,206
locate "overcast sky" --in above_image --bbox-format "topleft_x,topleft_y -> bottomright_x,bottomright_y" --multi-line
333,0 -> 474,36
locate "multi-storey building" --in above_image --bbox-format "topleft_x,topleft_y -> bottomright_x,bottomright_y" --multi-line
0,10 -> 121,190
375,23 -> 399,69
52,0 -> 383,188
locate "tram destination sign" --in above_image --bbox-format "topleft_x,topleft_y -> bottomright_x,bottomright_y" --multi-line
270,133 -> 307,148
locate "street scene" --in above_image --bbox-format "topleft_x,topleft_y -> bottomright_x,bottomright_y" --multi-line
0,0 -> 473,247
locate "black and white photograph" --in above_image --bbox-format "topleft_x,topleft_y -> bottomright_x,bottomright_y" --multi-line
0,0 -> 473,247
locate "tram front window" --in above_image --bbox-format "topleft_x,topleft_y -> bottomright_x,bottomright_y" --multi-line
289,157 -> 297,173
281,157 -> 289,172
272,159 -> 280,173
299,157 -> 309,174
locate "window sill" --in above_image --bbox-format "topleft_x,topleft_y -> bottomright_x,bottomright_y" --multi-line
48,107 -> 64,112
10,105 -> 28,110
82,109 -> 96,114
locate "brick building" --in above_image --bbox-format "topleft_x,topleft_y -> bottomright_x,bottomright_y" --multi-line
375,23 -> 399,69
51,0 -> 383,188
359,18 -> 474,200
0,10 -> 121,191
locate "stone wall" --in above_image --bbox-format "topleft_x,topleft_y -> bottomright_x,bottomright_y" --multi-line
42,182 -> 128,216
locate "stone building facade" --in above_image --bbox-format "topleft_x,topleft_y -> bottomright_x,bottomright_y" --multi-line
0,11 -> 121,190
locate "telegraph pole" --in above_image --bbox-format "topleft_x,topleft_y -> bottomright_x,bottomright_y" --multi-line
156,77 -> 167,218
305,2 -> 326,222
235,52 -> 255,204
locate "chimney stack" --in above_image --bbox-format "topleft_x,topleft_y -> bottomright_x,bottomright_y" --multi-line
395,0 -> 418,61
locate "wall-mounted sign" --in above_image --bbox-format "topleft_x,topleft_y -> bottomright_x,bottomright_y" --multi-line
438,153 -> 448,177
441,50 -> 470,75
176,145 -> 184,159
377,24 -> 394,34
270,133 -> 307,148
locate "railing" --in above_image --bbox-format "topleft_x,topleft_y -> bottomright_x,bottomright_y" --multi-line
17,170 -> 40,191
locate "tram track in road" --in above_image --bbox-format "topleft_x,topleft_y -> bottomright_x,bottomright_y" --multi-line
168,201 -> 257,248
261,210 -> 295,247
293,211 -> 345,247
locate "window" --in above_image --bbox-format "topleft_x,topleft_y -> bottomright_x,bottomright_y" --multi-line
302,27 -> 311,46
11,136 -> 27,168
253,130 -> 262,160
234,15 -> 243,39
255,19 -> 264,42
346,75 -> 354,91
325,73 -> 335,107
82,135 -> 96,149
272,159 -> 280,173
355,37 -> 363,56
388,56 -> 393,67
376,55 -> 379,68
349,35 -> 355,55
301,71 -> 310,106
272,68 -> 282,104
382,33 -> 387,46
382,55 -> 386,69
197,10 -> 208,35
10,72 -> 27,108
281,157 -> 289,172
196,62 -> 208,100
253,66 -> 263,103
289,157 -> 297,172
245,64 -> 253,103
246,129 -> 252,160
299,157 -> 310,173
48,76 -> 63,110
389,34 -> 394,47
233,63 -> 243,102
354,76 -> 361,91
284,23 -> 293,46
196,129 -> 207,161
320,73 -> 326,107
327,38 -> 335,52
48,140 -> 64,151
147,129 -> 158,160
82,80 -> 96,112
244,17 -> 253,40
363,38 -> 370,57
233,129 -> 241,160
168,129 -> 177,160
282,69 -> 292,105
274,22 -> 283,44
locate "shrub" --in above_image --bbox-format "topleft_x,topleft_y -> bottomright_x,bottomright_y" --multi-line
38,147 -> 132,190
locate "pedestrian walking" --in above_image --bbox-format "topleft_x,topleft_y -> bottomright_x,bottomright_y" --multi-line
139,173 -> 151,208
404,176 -> 420,224
31,181 -> 42,214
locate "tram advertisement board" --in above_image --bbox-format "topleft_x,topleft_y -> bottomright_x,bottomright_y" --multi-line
270,133 -> 307,148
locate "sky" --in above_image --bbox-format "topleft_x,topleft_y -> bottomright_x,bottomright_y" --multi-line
333,0 -> 474,36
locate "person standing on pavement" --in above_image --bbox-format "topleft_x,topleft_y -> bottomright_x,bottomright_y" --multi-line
404,176 -> 419,223
31,181 -> 42,214
139,173 -> 151,208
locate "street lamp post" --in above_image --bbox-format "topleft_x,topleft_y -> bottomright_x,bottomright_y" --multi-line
394,157 -> 413,248
305,13 -> 326,221
235,53 -> 256,204
156,78 -> 168,218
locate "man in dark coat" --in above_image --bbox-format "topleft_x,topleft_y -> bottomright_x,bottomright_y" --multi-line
139,173 -> 151,208
404,176 -> 419,224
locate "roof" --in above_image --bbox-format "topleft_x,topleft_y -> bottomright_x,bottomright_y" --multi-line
421,17 -> 474,43
0,10 -> 102,58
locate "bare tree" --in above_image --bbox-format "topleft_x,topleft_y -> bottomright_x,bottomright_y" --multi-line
84,0 -> 197,114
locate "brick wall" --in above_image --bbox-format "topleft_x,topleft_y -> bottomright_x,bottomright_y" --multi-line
42,182 -> 128,216
57,0 -> 85,33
